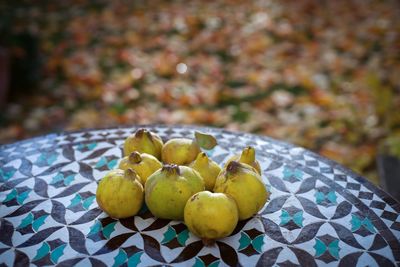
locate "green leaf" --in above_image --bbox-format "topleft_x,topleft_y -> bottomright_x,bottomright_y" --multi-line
195,131 -> 217,150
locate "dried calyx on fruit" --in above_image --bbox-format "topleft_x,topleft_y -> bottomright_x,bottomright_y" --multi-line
145,164 -> 205,220
96,168 -> 144,218
214,161 -> 268,220
224,146 -> 261,174
119,151 -> 162,184
123,128 -> 163,159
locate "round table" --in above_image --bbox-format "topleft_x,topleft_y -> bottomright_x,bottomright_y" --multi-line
1,125 -> 399,266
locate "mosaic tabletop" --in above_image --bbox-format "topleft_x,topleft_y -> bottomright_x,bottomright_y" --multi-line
1,125 -> 400,267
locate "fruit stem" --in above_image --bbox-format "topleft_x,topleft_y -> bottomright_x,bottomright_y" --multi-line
240,146 -> 255,163
196,152 -> 209,164
161,164 -> 180,176
144,131 -> 154,142
201,238 -> 216,246
135,128 -> 146,137
129,152 -> 142,164
124,168 -> 139,181
135,128 -> 154,143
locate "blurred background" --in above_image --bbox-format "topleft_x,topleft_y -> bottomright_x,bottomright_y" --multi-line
0,0 -> 399,187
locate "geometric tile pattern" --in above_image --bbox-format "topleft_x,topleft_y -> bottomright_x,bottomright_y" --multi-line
1,125 -> 399,266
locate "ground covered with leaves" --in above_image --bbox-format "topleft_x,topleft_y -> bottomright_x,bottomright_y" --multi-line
1,0 -> 400,184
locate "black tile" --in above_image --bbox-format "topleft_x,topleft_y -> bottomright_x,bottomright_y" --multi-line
81,132 -> 93,139
346,182 -> 361,191
370,200 -> 387,210
390,222 -> 400,231
381,211 -> 399,221
291,154 -> 305,161
305,160 -> 319,167
333,174 -> 347,182
114,130 -> 125,136
382,195 -> 399,207
320,167 -> 334,174
358,191 -> 374,200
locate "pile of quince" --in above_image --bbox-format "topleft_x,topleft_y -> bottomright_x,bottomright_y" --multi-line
96,128 -> 269,244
